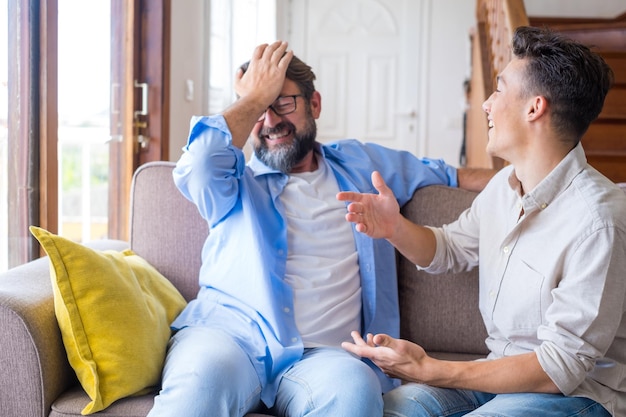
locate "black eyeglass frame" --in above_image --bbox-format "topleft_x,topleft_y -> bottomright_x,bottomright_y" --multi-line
257,94 -> 304,121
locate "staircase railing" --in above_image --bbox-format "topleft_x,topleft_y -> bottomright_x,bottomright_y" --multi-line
477,0 -> 529,98
465,0 -> 528,169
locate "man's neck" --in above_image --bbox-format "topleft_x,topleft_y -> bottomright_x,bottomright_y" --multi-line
289,150 -> 318,173
507,136 -> 575,195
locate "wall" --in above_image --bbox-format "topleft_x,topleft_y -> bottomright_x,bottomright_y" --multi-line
168,0 -> 208,161
168,0 -> 626,165
423,0 -> 475,166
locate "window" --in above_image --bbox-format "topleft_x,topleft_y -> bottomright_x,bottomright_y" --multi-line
1,0 -> 272,272
0,0 -> 7,271
209,0 -> 276,114
57,0 -> 111,242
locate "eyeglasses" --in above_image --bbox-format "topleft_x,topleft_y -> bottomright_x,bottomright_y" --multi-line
258,94 -> 303,122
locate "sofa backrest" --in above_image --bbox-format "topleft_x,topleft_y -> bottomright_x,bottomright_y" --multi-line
129,162 -> 488,357
399,185 -> 489,357
129,161 -> 206,301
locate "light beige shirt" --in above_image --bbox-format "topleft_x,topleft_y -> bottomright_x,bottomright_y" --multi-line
424,143 -> 626,416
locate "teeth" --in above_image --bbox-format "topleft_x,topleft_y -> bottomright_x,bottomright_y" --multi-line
268,130 -> 289,141
488,120 -> 494,128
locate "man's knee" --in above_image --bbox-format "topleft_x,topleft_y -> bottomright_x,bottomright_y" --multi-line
152,327 -> 262,416
164,327 -> 252,385
384,384 -> 487,417
276,350 -> 383,416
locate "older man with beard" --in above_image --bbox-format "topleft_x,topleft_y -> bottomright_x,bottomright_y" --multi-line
147,41 -> 494,417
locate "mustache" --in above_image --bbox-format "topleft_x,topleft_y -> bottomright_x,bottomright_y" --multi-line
259,121 -> 296,139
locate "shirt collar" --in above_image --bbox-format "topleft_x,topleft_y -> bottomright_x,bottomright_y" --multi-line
508,142 -> 587,212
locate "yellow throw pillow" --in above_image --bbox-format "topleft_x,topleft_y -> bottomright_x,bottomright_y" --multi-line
30,226 -> 187,415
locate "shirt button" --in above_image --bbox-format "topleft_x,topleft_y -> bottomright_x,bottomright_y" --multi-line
277,249 -> 284,256
540,203 -> 548,209
291,337 -> 298,343
283,307 -> 290,313
489,290 -> 496,298
503,246 -> 510,254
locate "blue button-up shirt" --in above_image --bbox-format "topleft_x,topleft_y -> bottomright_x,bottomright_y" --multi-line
171,114 -> 458,405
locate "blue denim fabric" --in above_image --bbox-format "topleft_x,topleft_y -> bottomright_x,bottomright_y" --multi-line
148,327 -> 383,417
383,383 -> 611,417
148,326 -> 263,417
269,347 -> 383,416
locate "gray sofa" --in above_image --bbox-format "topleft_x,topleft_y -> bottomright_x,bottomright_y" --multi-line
0,160 -> 487,417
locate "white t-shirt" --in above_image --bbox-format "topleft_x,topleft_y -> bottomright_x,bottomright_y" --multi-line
281,157 -> 362,347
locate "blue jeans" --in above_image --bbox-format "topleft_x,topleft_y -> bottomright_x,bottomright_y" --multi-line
383,383 -> 611,417
147,326 -> 383,417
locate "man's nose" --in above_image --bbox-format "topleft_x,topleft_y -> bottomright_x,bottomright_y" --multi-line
482,97 -> 491,114
262,108 -> 282,126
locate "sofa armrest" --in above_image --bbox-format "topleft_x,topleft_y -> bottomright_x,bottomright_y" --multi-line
0,239 -> 129,417
0,256 -> 72,417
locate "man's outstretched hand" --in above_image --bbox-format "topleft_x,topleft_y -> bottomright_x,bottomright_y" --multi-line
336,171 -> 401,239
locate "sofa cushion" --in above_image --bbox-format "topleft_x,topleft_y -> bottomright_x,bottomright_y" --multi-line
30,226 -> 187,415
50,386 -> 274,417
50,386 -> 155,417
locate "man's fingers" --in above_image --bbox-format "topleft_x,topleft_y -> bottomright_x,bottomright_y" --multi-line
268,41 -> 289,62
371,171 -> 392,197
350,331 -> 367,345
279,49 -> 294,70
336,191 -> 363,203
372,333 -> 392,347
338,171 -> 391,203
251,43 -> 269,60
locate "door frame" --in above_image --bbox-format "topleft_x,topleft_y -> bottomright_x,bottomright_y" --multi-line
108,0 -> 169,241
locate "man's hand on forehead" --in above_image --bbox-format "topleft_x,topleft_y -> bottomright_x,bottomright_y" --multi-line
234,41 -> 294,107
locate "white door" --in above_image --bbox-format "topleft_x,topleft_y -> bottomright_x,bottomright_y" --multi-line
285,0 -> 426,155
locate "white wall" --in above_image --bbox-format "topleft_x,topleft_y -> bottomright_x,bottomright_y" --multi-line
168,0 -> 209,161
422,0 -> 475,166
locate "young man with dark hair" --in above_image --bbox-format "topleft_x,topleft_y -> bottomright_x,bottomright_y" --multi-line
340,26 -> 625,417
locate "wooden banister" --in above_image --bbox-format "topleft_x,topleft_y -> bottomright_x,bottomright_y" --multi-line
465,0 -> 528,169
477,0 -> 529,101
466,1 -> 626,183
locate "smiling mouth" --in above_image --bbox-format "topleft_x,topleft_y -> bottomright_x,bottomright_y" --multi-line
266,129 -> 291,141
261,122 -> 295,142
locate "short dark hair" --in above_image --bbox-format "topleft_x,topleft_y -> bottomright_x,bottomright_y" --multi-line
240,54 -> 317,101
511,26 -> 614,142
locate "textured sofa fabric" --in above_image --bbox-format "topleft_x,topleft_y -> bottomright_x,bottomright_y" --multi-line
0,161 -> 486,417
399,186 -> 489,360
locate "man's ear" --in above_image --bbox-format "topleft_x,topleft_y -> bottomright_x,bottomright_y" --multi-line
527,95 -> 548,121
310,90 -> 322,119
